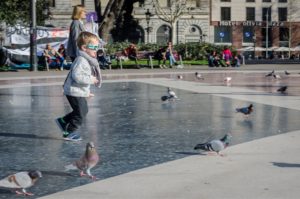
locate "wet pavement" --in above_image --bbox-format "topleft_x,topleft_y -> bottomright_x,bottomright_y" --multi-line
0,67 -> 300,198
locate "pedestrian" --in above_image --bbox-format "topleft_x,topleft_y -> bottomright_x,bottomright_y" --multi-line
67,4 -> 86,62
56,31 -> 102,141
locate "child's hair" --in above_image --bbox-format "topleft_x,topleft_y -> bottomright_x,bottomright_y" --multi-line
71,5 -> 85,20
77,31 -> 99,49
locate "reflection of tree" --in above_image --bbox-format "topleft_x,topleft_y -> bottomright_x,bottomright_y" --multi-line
152,0 -> 188,44
288,0 -> 298,57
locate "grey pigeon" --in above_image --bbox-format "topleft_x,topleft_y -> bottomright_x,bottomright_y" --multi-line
65,142 -> 100,180
265,70 -> 275,77
284,70 -> 290,75
0,170 -> 42,196
161,88 -> 178,101
177,75 -> 183,80
236,104 -> 253,116
194,134 -> 232,155
277,86 -> 288,93
195,72 -> 204,80
167,87 -> 178,100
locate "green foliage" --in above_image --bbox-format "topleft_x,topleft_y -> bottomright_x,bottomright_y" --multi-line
0,0 -> 47,26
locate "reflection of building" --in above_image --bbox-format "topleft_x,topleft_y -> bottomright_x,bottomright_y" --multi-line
46,0 -> 210,44
210,0 -> 300,57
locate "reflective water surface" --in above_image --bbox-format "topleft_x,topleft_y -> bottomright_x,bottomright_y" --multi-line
0,82 -> 300,198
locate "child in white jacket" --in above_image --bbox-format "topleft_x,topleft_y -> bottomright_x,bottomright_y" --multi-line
56,31 -> 102,141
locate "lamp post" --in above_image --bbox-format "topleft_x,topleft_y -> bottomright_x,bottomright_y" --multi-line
265,5 -> 273,59
145,9 -> 152,43
30,0 -> 37,71
253,34 -> 256,59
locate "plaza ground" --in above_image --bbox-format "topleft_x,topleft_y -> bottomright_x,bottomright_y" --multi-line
0,64 -> 299,199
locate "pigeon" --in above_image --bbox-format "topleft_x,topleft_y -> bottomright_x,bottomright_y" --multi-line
277,86 -> 288,93
0,170 -> 42,196
195,72 -> 204,80
167,87 -> 178,100
265,70 -> 275,77
236,104 -> 253,116
284,70 -> 290,75
273,73 -> 281,79
224,77 -> 232,83
194,134 -> 232,155
177,75 -> 183,80
161,88 -> 178,102
65,142 -> 99,180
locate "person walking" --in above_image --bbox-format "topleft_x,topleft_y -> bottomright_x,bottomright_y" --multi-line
67,5 -> 86,62
56,31 -> 102,141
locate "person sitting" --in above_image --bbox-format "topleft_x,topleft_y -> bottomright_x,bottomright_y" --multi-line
58,44 -> 67,59
154,46 -> 168,68
44,43 -> 64,70
97,49 -> 111,70
222,46 -> 232,67
165,42 -> 178,67
123,43 -> 140,69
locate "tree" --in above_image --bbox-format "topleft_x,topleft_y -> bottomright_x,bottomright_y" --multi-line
152,0 -> 188,44
97,0 -> 140,42
0,0 -> 48,26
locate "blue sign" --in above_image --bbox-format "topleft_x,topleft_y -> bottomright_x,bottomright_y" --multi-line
245,32 -> 251,38
86,12 -> 98,23
219,32 -> 225,38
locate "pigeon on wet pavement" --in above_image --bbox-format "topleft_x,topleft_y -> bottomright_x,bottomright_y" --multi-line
284,70 -> 290,75
236,104 -> 253,116
0,170 -> 42,196
65,142 -> 100,180
195,72 -> 204,80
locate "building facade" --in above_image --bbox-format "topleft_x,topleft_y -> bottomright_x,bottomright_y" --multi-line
46,0 -> 210,44
210,0 -> 300,57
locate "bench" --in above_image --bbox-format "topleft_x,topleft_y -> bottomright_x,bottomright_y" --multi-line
113,50 -> 184,69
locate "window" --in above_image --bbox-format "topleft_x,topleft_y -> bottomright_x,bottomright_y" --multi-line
48,0 -> 55,7
278,0 -> 287,2
243,26 -> 254,43
246,7 -> 255,21
214,26 -> 231,43
279,28 -> 289,47
196,0 -> 201,7
221,7 -> 231,21
246,0 -> 255,2
262,7 -> 272,21
221,0 -> 231,2
72,0 -> 84,6
278,8 -> 287,21
262,0 -> 271,2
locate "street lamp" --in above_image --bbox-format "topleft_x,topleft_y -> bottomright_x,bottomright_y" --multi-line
30,0 -> 37,71
253,34 -> 256,59
145,9 -> 152,43
265,5 -> 273,59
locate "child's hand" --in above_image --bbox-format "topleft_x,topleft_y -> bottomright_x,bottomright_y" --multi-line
89,93 -> 95,97
91,76 -> 99,84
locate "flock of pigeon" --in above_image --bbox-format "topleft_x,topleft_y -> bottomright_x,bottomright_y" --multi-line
0,70 -> 292,196
160,70 -> 290,159
0,142 -> 99,196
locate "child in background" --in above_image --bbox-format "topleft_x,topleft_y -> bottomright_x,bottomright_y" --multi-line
56,31 -> 102,141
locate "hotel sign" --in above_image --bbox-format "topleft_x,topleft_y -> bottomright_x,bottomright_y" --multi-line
218,21 -> 285,27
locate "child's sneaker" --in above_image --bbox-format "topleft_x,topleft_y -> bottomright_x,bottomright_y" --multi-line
55,118 -> 67,132
63,132 -> 82,142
